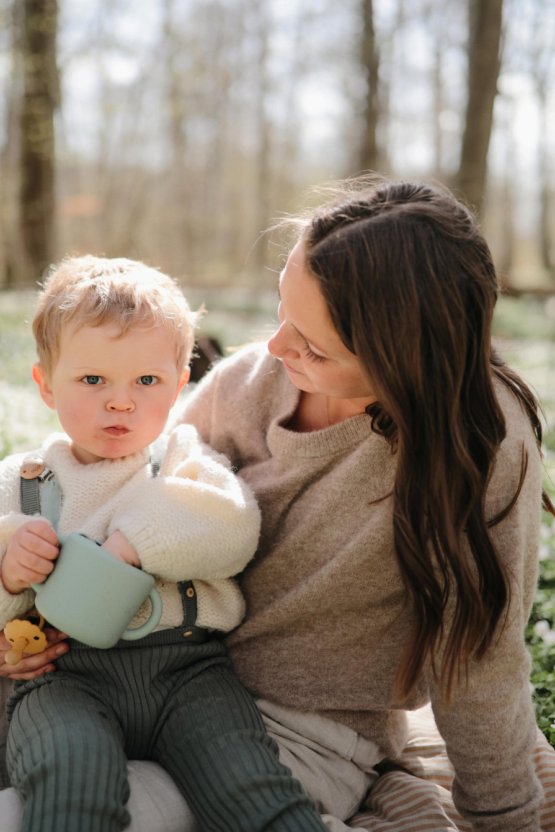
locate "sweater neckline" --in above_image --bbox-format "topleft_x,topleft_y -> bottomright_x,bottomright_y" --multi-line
267,359 -> 390,459
41,433 -> 151,476
267,374 -> 387,458
268,414 -> 382,459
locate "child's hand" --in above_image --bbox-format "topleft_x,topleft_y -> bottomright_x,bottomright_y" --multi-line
1,519 -> 59,594
102,530 -> 140,567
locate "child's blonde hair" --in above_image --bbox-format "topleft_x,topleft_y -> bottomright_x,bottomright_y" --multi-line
33,256 -> 198,375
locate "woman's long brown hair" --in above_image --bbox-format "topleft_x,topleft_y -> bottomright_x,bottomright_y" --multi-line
302,178 -> 554,700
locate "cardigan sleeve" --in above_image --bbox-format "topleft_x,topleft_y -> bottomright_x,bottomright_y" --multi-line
107,424 -> 261,582
0,453 -> 40,628
429,391 -> 544,830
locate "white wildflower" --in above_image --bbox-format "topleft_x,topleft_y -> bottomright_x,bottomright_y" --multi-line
534,620 -> 555,646
539,544 -> 553,562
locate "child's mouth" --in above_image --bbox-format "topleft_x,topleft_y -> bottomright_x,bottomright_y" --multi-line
105,426 -> 130,436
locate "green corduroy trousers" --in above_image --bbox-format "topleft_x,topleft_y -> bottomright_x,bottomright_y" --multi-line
7,635 -> 325,832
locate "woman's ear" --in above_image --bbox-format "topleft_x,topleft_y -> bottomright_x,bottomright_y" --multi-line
32,364 -> 56,409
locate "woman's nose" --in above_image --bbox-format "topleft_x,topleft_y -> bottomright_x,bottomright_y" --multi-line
268,322 -> 299,359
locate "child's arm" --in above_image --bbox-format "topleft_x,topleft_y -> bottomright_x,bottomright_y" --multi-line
106,424 -> 261,581
0,453 -> 51,627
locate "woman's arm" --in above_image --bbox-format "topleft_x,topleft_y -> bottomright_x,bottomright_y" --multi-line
430,399 -> 544,830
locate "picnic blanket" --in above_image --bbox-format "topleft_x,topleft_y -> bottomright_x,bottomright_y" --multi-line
0,678 -> 554,831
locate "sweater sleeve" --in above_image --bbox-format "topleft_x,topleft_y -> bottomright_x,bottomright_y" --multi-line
429,392 -> 544,831
0,454 -> 39,628
107,423 -> 261,582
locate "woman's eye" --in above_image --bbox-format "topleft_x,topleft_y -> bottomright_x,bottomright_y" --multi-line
82,375 -> 102,385
304,345 -> 326,364
138,375 -> 157,386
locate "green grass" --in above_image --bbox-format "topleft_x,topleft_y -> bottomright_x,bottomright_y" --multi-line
0,290 -> 41,388
493,299 -> 555,745
1,288 -> 554,745
527,542 -> 555,747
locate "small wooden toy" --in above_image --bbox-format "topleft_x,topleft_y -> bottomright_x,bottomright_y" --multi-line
4,616 -> 48,665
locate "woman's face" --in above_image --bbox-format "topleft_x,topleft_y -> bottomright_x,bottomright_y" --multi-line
268,242 -> 376,405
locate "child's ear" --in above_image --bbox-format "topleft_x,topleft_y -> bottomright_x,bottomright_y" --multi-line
32,364 -> 56,409
174,368 -> 190,402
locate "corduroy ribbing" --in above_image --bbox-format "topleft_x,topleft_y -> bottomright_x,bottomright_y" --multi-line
7,639 -> 327,832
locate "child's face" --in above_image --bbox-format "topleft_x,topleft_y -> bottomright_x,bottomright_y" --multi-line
33,322 -> 189,464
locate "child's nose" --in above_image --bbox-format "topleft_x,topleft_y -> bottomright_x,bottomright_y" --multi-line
107,397 -> 135,413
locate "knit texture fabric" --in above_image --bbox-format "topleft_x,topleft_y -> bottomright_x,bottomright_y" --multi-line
178,341 -> 544,831
0,424 -> 261,632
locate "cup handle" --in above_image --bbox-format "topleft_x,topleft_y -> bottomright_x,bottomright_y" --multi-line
121,588 -> 163,641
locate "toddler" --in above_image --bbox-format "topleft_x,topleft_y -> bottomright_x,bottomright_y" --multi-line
0,256 -> 326,832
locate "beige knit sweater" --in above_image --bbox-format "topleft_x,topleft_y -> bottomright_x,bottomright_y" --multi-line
0,424 -> 261,633
178,341 -> 544,831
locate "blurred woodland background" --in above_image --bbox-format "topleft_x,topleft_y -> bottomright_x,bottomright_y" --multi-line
0,0 -> 554,290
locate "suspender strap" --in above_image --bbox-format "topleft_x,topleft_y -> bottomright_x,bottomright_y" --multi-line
178,581 -> 197,628
20,471 -> 62,531
20,476 -> 41,516
177,580 -> 205,640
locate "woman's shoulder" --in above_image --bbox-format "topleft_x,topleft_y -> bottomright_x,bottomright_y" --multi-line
494,376 -> 540,451
489,375 -> 543,506
176,340 -> 291,444
201,341 -> 286,402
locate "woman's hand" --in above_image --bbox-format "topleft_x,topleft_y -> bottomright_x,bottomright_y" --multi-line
0,627 -> 68,680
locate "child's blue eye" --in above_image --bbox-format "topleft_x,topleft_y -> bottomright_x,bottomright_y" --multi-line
83,375 -> 102,385
138,375 -> 157,386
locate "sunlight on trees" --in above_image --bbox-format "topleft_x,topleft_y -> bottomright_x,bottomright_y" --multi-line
0,0 -> 553,288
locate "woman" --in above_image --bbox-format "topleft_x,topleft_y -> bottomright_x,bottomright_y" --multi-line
1,177 -> 554,830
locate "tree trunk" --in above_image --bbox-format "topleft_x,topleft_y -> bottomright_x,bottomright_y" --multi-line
537,85 -> 554,280
0,0 -> 22,287
19,0 -> 59,285
456,0 -> 503,214
357,0 -> 380,172
496,95 -> 515,283
252,0 -> 272,272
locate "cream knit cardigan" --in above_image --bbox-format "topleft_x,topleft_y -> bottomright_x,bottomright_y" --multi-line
0,424 -> 261,633
178,342 -> 545,832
